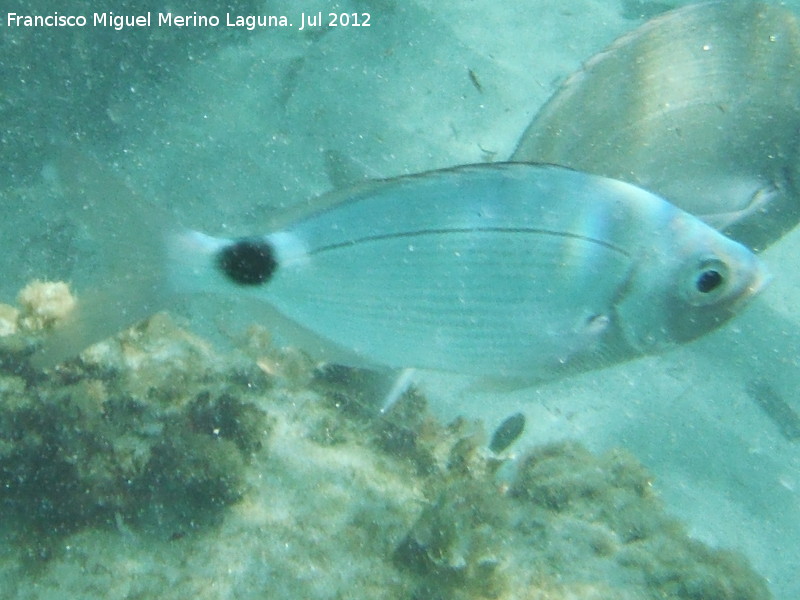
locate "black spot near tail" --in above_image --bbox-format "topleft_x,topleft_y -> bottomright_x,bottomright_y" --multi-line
216,239 -> 277,286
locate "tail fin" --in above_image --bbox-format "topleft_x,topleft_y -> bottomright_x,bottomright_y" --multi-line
30,150 -> 176,368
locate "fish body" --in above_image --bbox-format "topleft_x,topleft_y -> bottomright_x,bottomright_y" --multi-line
167,163 -> 767,381
513,1 -> 800,251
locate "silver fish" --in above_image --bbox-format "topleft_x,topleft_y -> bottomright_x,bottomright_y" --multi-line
513,1 -> 800,252
151,162 -> 765,382
32,161 -> 767,380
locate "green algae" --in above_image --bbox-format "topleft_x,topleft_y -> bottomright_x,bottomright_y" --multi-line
0,311 -> 271,558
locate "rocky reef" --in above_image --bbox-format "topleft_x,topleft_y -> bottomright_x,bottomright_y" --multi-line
0,283 -> 271,559
0,282 -> 771,599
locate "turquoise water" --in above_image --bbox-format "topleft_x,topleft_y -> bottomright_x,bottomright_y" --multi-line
1,1 -> 799,598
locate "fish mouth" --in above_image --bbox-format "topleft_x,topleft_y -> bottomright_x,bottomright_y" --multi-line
731,259 -> 771,312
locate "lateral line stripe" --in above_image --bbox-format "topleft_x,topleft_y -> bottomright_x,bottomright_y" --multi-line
308,227 -> 629,257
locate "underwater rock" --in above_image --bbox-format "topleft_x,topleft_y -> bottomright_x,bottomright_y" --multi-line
0,304 -> 19,337
16,280 -> 76,331
394,477 -> 509,598
0,288 -> 271,555
397,440 -> 771,600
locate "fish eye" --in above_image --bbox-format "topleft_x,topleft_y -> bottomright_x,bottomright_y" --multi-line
696,268 -> 723,293
684,257 -> 730,305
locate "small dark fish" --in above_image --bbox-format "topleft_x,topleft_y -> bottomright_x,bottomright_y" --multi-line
468,68 -> 483,93
489,412 -> 526,453
745,379 -> 800,442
